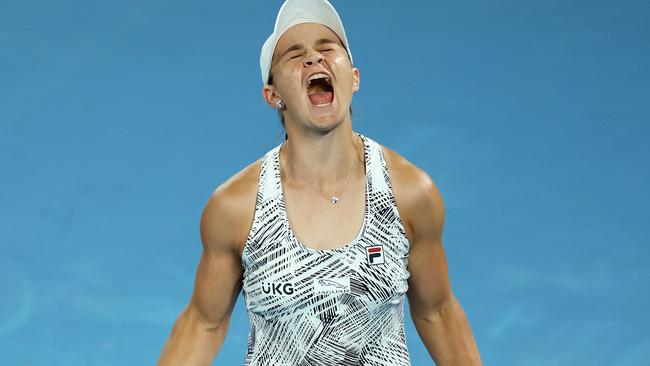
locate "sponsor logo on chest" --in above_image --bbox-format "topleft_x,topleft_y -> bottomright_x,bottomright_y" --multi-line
313,277 -> 350,294
261,281 -> 295,295
366,245 -> 385,265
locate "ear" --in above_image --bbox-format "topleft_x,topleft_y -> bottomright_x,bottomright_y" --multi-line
262,84 -> 282,109
351,67 -> 360,93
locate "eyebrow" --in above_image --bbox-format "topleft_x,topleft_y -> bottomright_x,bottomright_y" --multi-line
277,38 -> 339,60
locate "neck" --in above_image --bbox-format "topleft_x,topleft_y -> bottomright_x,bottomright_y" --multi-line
281,122 -> 363,187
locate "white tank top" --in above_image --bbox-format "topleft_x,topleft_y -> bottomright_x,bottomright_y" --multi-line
241,133 -> 411,365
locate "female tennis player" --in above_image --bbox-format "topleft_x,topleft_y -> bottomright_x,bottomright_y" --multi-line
158,0 -> 482,365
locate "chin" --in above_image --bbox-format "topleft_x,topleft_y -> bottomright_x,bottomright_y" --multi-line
304,95 -> 350,130
308,109 -> 349,132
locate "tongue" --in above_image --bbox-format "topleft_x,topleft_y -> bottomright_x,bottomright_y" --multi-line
308,91 -> 333,106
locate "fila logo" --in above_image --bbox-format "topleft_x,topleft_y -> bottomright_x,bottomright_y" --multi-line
366,245 -> 385,265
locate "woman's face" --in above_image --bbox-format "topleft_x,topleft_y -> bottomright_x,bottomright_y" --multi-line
264,23 -> 359,132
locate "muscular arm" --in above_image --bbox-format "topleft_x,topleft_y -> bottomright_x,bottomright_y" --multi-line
385,147 -> 482,366
157,163 -> 259,366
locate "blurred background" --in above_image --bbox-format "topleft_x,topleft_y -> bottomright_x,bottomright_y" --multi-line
1,0 -> 649,364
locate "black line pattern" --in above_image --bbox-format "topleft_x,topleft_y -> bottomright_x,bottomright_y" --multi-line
241,133 -> 411,365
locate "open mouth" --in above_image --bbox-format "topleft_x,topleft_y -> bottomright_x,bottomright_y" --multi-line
306,73 -> 334,107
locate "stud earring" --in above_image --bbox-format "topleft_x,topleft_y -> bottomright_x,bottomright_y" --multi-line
275,99 -> 285,110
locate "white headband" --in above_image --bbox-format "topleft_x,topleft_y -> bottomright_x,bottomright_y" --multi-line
259,0 -> 353,85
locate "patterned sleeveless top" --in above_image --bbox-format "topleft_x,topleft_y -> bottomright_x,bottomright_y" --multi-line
241,132 -> 411,365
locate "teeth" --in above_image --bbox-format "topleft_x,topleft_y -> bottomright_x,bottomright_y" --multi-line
308,73 -> 329,81
307,73 -> 331,87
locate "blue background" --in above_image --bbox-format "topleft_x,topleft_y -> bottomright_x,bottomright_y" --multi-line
1,0 -> 649,364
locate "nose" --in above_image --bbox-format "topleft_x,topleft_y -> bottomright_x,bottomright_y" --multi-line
303,51 -> 323,67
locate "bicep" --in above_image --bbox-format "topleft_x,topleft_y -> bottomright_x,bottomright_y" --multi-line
184,192 -> 245,329
187,246 -> 242,328
407,236 -> 455,317
404,174 -> 456,317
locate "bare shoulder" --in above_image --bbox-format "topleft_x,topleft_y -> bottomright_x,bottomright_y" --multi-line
381,145 -> 445,240
200,158 -> 262,255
